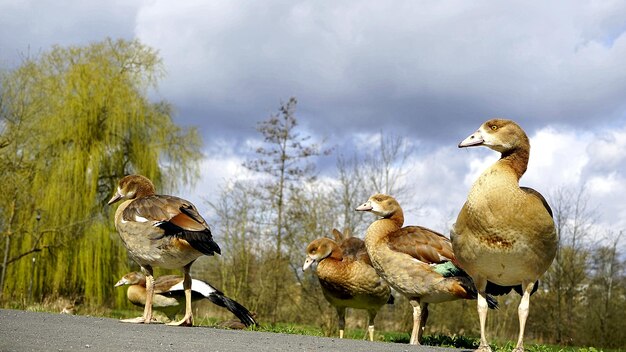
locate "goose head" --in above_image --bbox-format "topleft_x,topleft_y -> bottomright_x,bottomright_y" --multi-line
355,194 -> 402,219
108,175 -> 157,205
303,238 -> 341,271
459,119 -> 529,154
114,272 -> 146,287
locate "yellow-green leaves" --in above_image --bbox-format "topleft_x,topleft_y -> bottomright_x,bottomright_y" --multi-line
0,38 -> 201,308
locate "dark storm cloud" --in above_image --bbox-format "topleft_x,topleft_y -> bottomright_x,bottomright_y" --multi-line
0,0 -> 141,68
132,1 -> 626,146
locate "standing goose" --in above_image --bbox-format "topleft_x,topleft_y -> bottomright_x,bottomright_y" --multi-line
356,194 -> 497,345
115,272 -> 257,327
452,119 -> 557,352
303,229 -> 393,341
108,174 -> 221,326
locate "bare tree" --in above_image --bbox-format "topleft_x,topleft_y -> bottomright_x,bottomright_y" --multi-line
361,131 -> 414,197
587,231 -> 624,346
334,154 -> 369,236
242,97 -> 330,321
243,97 -> 329,257
543,186 -> 596,344
333,132 -> 416,236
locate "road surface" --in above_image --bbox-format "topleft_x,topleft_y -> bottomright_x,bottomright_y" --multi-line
0,309 -> 465,352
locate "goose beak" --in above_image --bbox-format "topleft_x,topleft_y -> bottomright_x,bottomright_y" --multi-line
302,256 -> 316,271
459,130 -> 484,148
355,201 -> 372,211
108,191 -> 123,205
114,277 -> 128,287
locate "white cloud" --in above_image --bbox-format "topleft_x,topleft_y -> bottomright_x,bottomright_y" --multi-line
586,172 -> 624,195
525,126 -> 591,189
180,139 -> 249,217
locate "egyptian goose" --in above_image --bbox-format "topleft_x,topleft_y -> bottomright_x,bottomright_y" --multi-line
115,272 -> 257,327
108,174 -> 221,326
356,194 -> 498,345
452,119 -> 557,352
303,229 -> 393,341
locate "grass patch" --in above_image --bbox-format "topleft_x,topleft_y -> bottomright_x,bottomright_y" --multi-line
251,322 -> 325,337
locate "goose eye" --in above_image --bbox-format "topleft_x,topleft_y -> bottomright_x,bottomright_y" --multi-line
491,125 -> 498,131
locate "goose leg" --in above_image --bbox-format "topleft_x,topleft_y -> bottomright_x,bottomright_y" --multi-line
409,299 -> 427,345
121,265 -> 154,324
365,309 -> 377,341
513,281 -> 533,352
337,307 -> 346,339
418,302 -> 429,343
475,277 -> 492,352
168,263 -> 193,326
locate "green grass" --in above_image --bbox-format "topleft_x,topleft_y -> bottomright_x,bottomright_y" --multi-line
251,322 -> 325,336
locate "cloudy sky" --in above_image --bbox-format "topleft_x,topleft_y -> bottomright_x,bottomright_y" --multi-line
2,1 -> 625,244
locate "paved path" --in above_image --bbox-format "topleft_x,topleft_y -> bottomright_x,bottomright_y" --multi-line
0,309 -> 465,352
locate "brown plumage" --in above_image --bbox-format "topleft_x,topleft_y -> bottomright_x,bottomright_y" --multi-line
114,272 -> 256,327
356,194 -> 497,345
108,174 -> 220,326
452,119 -> 557,352
303,229 -> 393,341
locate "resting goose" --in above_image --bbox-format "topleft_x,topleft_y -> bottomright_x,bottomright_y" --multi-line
356,194 -> 497,345
115,272 -> 257,327
452,119 -> 557,352
108,174 -> 221,326
303,229 -> 393,341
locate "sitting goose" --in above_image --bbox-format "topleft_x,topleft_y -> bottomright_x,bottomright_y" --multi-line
115,272 -> 256,327
356,194 -> 497,345
452,119 -> 557,352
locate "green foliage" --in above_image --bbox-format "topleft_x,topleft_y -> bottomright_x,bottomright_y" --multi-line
0,38 -> 201,309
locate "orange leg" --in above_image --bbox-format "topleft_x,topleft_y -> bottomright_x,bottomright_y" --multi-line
475,276 -> 492,352
121,266 -> 155,324
336,306 -> 346,338
513,281 -> 534,352
409,299 -> 428,345
365,309 -> 377,341
168,263 -> 194,326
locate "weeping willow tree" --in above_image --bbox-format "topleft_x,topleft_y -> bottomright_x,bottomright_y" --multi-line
0,38 -> 202,309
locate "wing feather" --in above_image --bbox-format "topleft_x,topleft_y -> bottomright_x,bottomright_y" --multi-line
387,226 -> 456,264
123,195 -> 220,256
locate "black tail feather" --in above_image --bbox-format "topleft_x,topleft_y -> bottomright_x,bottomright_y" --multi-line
207,293 -> 257,327
155,222 -> 221,256
486,294 -> 499,309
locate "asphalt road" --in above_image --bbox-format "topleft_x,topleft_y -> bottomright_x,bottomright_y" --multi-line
0,309 -> 465,352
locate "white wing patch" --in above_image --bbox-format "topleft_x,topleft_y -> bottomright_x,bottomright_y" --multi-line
191,279 -> 217,297
134,215 -> 150,223
169,279 -> 217,298
169,281 -> 184,292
